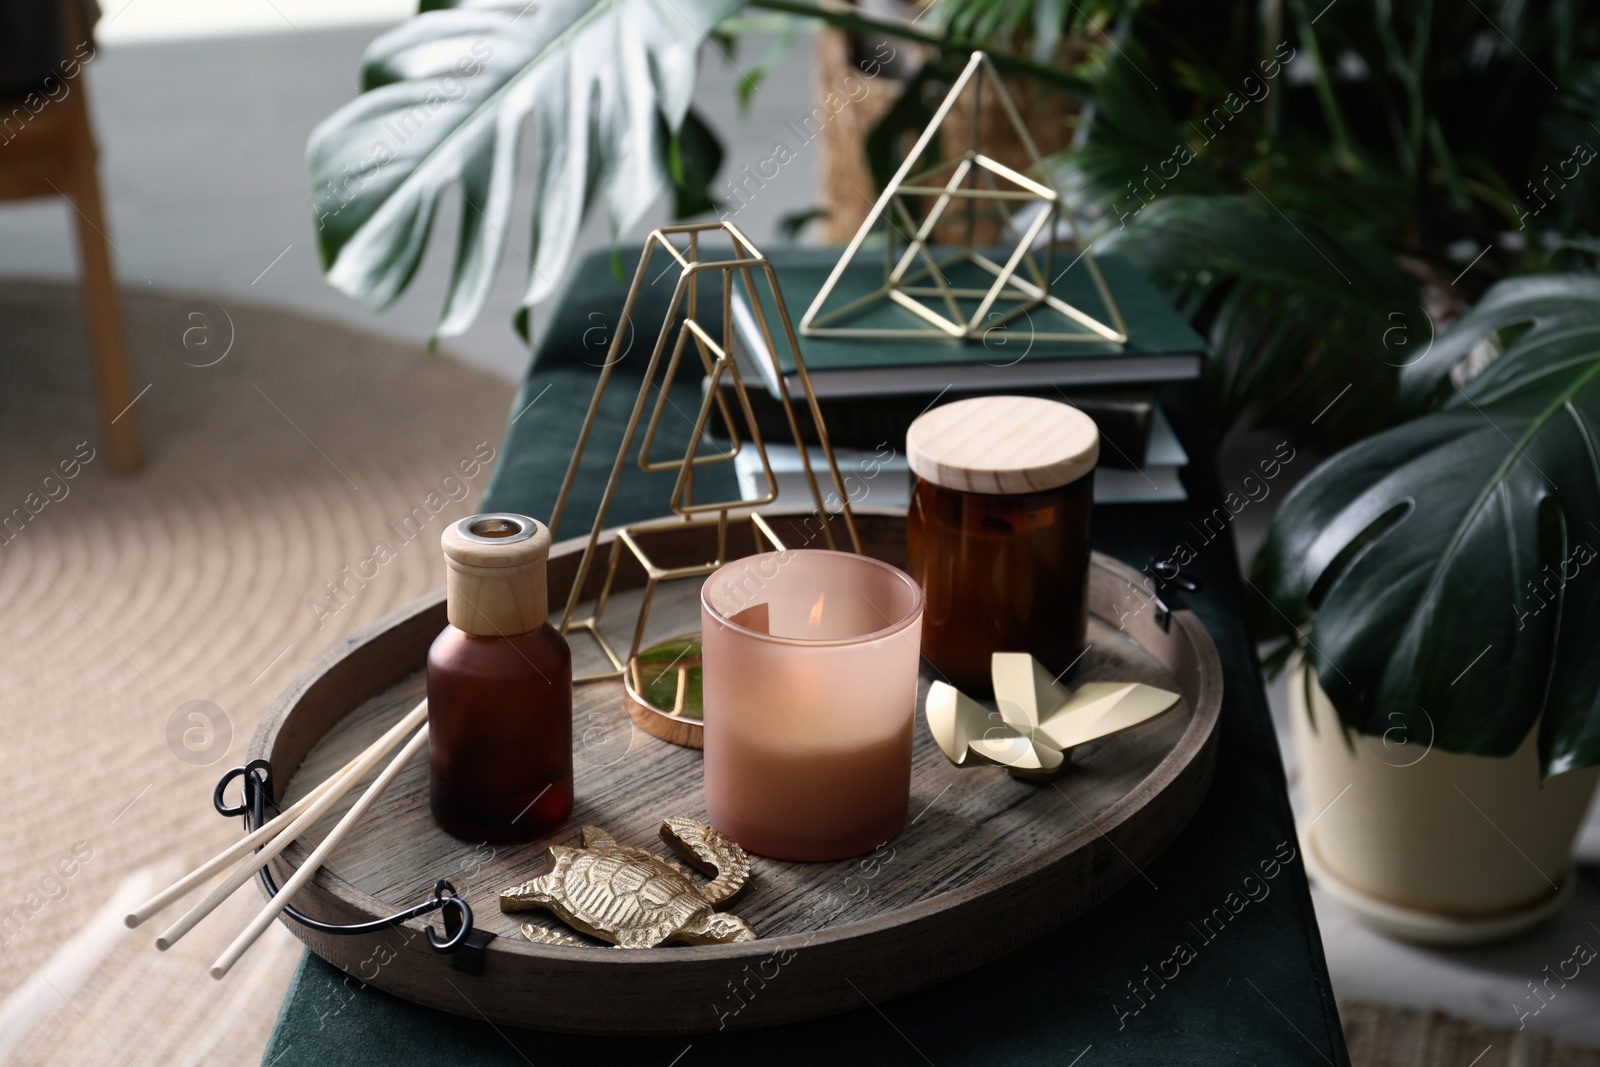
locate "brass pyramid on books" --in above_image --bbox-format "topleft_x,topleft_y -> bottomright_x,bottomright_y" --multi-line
800,51 -> 1128,345
547,222 -> 861,744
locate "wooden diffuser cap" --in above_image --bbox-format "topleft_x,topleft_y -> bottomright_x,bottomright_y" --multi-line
440,513 -> 552,637
906,395 -> 1099,495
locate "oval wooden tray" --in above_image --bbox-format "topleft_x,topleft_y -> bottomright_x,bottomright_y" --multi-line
250,509 -> 1221,1034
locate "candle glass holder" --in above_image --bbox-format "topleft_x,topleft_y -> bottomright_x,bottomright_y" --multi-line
701,550 -> 924,861
905,395 -> 1098,693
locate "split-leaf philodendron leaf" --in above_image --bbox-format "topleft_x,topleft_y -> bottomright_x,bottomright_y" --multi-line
308,0 -> 742,339
1257,274 -> 1600,779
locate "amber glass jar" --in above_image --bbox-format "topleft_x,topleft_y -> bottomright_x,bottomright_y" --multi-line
429,514 -> 573,844
905,396 -> 1098,692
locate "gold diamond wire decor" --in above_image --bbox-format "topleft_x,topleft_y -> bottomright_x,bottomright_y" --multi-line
547,222 -> 863,713
800,51 -> 1128,345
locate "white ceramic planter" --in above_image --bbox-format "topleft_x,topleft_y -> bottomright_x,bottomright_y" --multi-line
1291,664 -> 1600,944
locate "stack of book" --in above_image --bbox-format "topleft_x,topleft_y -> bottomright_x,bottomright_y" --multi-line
711,246 -> 1206,506
732,407 -> 1187,509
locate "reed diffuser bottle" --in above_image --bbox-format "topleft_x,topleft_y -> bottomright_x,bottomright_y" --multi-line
429,513 -> 572,844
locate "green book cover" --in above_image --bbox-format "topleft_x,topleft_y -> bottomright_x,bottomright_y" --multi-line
734,247 -> 1205,399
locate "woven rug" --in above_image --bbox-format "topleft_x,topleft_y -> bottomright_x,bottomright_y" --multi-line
1342,1001 -> 1600,1065
0,281 -> 514,1065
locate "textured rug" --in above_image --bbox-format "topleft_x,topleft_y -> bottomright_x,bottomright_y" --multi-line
0,281 -> 514,1065
1342,1001 -> 1600,1066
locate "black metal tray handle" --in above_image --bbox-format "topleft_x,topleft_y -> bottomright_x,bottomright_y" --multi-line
213,759 -> 495,974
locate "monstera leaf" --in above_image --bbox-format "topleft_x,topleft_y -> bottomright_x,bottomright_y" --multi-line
308,0 -> 741,338
1257,274 -> 1600,778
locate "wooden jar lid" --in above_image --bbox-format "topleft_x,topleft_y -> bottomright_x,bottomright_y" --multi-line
906,395 -> 1099,494
440,513 -> 552,636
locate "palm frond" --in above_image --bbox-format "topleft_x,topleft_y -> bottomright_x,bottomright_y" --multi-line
1100,195 -> 1419,444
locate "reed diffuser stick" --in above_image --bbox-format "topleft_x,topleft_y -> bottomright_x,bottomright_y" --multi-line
139,700 -> 427,945
210,722 -> 431,979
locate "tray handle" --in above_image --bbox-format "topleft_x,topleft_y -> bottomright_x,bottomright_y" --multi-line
1147,557 -> 1203,631
214,760 -> 496,975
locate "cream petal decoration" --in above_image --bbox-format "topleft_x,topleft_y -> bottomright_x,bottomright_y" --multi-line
1032,682 -> 1183,752
990,652 -> 1068,731
926,680 -> 1064,774
922,653 -> 1182,781
924,681 -> 987,766
972,732 -> 1065,774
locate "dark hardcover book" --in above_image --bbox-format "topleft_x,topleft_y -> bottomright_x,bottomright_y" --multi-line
732,247 -> 1205,400
704,380 -> 1157,469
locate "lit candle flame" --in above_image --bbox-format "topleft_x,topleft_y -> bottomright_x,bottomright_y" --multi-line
808,592 -> 826,631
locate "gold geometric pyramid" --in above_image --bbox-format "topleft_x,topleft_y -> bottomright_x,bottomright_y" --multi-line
548,221 -> 863,699
800,51 -> 1128,345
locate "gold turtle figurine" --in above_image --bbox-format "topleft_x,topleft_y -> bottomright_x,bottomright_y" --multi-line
499,816 -> 756,948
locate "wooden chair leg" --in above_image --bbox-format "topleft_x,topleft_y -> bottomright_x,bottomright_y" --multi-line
67,116 -> 142,472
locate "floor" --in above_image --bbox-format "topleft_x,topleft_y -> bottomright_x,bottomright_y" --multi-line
0,276 -> 515,1066
5,10 -> 1600,1056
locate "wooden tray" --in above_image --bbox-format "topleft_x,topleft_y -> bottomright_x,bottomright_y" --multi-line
249,509 -> 1221,1034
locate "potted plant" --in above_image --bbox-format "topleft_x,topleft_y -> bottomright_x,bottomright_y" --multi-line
1255,275 -> 1600,942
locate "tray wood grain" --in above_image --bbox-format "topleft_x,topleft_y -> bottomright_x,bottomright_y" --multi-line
248,509 -> 1221,1033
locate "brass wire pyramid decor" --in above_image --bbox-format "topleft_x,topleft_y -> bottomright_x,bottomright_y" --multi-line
800,51 -> 1127,345
547,222 -> 861,743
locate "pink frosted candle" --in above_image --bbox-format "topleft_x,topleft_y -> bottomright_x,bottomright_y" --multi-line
701,549 -> 924,861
